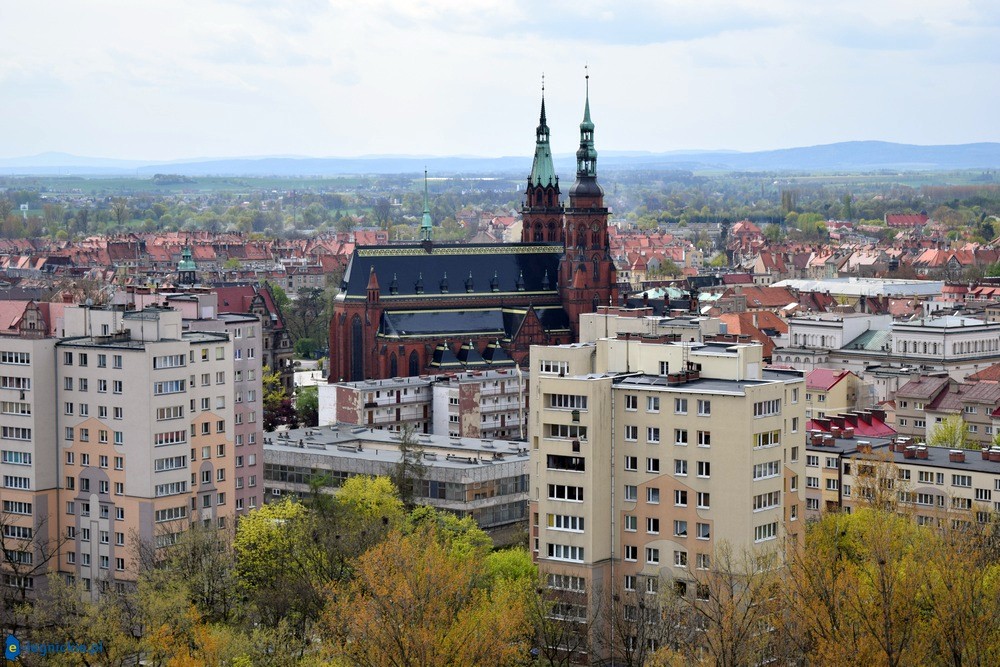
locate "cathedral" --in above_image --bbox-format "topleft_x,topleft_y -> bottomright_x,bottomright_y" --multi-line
328,79 -> 618,382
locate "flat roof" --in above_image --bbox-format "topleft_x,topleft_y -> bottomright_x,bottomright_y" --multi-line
265,424 -> 530,469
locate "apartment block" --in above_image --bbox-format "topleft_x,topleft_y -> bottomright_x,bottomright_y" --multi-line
0,302 -> 59,598
56,306 -> 238,597
318,368 -> 528,440
528,337 -> 805,652
807,434 -> 1000,527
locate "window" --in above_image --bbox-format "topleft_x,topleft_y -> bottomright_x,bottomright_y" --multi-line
646,517 -> 660,534
624,455 -> 637,471
624,545 -> 638,561
153,380 -> 185,395
807,498 -> 820,511
697,492 -> 710,509
696,553 -> 711,570
674,459 -> 687,476
98,379 -> 107,393
1,450 -> 31,465
624,575 -> 637,591
754,491 -> 781,511
547,484 -> 584,502
647,427 -> 660,444
697,430 -> 711,447
1,427 -> 31,441
674,551 -> 688,567
697,461 -> 711,478
624,515 -> 637,532
697,522 -> 711,540
674,520 -> 688,537
112,380 -> 123,394
113,355 -> 122,369
547,424 -> 587,440
826,478 -> 839,491
645,547 -> 660,565
806,476 -> 820,489
674,490 -> 688,506
697,399 -> 711,416
548,394 -> 588,410
646,487 -> 660,504
646,396 -> 660,413
624,425 -> 638,441
806,455 -> 819,467
64,351 -> 73,365
539,360 -> 569,375
624,395 -> 638,411
753,399 -> 781,417
953,475 -> 972,488
754,431 -> 781,449
659,361 -> 670,375
675,429 -> 688,446
755,522 -> 778,542
547,544 -> 584,562
64,377 -> 73,391
674,398 -> 688,414
647,457 -> 660,473
624,485 -> 637,502
0,352 -> 30,365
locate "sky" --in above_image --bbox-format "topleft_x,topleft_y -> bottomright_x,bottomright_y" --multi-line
2,0 -> 1000,161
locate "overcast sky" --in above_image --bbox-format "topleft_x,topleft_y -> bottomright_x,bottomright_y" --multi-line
2,0 -> 999,161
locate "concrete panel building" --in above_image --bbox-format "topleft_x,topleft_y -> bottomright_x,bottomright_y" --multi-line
528,336 -> 805,657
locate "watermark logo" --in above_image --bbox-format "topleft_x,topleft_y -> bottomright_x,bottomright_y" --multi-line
2,636 -> 103,659
4,635 -> 20,660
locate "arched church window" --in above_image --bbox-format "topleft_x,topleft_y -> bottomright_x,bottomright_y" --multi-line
408,350 -> 420,376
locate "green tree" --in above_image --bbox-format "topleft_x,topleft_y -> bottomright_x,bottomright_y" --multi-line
391,424 -> 427,508
263,366 -> 297,431
929,414 -> 973,450
295,385 -> 318,427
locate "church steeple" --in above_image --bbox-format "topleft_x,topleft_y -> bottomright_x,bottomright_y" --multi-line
420,169 -> 433,242
522,74 -> 563,244
529,77 -> 557,189
570,68 -> 602,200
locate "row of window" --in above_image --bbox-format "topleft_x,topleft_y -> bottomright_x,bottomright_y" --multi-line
623,426 -> 712,447
622,486 -> 711,508
623,396 -> 712,416
64,377 -> 122,393
63,351 -> 123,368
65,452 -> 123,470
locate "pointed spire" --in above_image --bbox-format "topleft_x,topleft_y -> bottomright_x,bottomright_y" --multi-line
571,66 -> 602,198
528,73 -> 557,189
366,265 -> 379,291
420,169 -> 433,242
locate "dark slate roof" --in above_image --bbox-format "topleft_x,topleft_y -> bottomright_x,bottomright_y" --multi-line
379,306 -> 571,339
483,340 -> 515,366
341,243 -> 562,299
381,309 -> 505,338
429,343 -> 463,369
457,341 -> 488,367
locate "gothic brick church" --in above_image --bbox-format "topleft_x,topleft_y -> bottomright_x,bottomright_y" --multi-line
328,79 -> 618,382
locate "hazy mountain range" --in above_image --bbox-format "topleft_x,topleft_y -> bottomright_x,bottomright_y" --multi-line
2,141 -> 1000,177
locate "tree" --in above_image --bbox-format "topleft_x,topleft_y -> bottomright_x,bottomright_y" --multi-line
370,197 -> 393,230
295,385 -> 318,427
929,415 -> 973,450
320,525 -> 532,666
110,197 -> 130,229
263,366 -> 297,431
391,424 -> 427,507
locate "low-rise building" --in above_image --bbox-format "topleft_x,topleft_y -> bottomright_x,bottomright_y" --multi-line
263,425 -> 529,533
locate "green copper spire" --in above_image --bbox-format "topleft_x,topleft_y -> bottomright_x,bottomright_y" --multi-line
177,246 -> 196,272
420,168 -> 432,242
571,67 -> 603,197
529,74 -> 557,189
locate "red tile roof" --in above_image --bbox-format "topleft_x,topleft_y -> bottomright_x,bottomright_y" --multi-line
806,368 -> 855,392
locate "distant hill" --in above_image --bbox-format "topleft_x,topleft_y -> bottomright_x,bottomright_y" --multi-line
3,141 -> 1000,177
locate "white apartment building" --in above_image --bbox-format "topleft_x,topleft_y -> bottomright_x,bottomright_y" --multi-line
529,337 -> 805,657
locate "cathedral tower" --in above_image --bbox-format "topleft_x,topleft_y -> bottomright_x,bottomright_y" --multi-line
521,81 -> 563,243
560,72 -> 618,336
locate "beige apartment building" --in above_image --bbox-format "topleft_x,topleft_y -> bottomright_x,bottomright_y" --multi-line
529,337 -> 805,655
0,302 -> 59,598
55,306 -> 238,597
